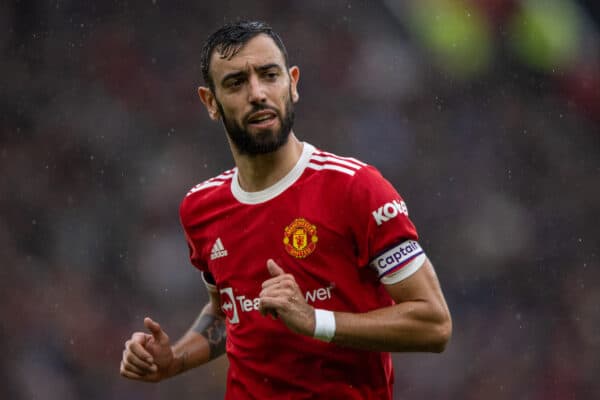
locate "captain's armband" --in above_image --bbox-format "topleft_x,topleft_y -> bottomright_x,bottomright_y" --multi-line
369,240 -> 426,285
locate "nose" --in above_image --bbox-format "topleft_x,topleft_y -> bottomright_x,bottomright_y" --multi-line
247,74 -> 266,104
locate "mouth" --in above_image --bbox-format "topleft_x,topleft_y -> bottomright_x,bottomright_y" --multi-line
246,110 -> 278,127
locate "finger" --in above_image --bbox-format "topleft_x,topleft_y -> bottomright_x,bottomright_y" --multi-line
260,279 -> 299,297
259,296 -> 288,313
122,357 -> 157,375
267,259 -> 285,277
261,273 -> 297,290
260,285 -> 290,300
119,363 -> 153,381
124,346 -> 156,371
261,276 -> 285,289
120,361 -> 142,379
126,337 -> 154,364
130,331 -> 148,345
144,317 -> 167,344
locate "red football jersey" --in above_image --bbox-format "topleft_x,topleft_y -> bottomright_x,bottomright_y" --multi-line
180,143 -> 426,400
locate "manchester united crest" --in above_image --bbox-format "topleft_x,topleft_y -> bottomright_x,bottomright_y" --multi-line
283,218 -> 318,258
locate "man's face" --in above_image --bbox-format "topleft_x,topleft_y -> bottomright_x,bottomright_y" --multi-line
202,34 -> 300,155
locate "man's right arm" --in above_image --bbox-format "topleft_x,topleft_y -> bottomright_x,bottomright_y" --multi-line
169,289 -> 227,376
120,289 -> 226,382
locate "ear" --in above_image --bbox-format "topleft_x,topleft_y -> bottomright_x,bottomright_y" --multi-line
289,66 -> 300,103
198,86 -> 220,120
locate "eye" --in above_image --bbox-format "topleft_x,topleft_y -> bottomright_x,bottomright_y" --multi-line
224,76 -> 246,90
230,78 -> 244,87
264,71 -> 279,80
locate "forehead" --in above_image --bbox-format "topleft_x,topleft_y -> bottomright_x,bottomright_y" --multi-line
210,34 -> 286,79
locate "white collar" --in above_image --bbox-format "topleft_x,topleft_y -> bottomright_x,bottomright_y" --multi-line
231,142 -> 315,205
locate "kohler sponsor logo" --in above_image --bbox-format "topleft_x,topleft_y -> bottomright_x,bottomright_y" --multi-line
372,200 -> 408,226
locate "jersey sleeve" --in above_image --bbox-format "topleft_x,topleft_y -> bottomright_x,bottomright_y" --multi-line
349,165 -> 426,284
179,196 -> 209,273
181,204 -> 216,293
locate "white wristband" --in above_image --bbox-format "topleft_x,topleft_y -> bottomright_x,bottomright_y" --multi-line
313,309 -> 336,342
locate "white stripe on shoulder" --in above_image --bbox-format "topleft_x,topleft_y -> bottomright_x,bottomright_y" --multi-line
307,162 -> 357,176
208,171 -> 235,182
187,170 -> 234,196
187,181 -> 225,196
309,154 -> 364,171
313,150 -> 367,167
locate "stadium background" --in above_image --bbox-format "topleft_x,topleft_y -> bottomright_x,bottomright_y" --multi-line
1,0 -> 598,398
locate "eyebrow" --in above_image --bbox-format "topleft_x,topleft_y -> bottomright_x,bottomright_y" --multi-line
220,63 -> 284,86
256,63 -> 283,73
220,71 -> 245,86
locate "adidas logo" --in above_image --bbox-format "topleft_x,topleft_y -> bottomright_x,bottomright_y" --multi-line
210,238 -> 228,260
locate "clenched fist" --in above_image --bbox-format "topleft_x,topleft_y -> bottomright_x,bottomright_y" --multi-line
120,317 -> 174,382
258,259 -> 316,336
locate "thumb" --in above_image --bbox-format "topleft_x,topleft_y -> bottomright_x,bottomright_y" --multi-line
144,317 -> 167,343
267,259 -> 285,277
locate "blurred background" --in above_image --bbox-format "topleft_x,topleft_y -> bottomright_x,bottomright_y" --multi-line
1,0 -> 598,398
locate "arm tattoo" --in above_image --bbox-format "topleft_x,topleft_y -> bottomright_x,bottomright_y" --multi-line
192,313 -> 227,360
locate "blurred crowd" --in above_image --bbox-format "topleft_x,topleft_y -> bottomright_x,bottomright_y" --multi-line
1,0 -> 598,399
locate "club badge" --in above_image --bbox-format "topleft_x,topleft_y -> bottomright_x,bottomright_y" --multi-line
283,218 -> 318,259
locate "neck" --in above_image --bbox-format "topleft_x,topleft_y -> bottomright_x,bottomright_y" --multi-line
230,133 -> 303,192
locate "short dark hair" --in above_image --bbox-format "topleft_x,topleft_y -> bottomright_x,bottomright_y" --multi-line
200,20 -> 289,91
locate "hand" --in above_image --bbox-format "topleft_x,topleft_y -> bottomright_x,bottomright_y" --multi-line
259,259 -> 315,336
120,317 -> 174,382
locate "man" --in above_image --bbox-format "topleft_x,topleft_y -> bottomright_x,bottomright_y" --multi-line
120,21 -> 451,399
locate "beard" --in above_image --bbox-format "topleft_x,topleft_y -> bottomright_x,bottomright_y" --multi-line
216,93 -> 295,156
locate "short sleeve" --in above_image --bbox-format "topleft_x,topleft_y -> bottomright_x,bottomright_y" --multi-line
179,197 -> 209,273
349,165 -> 425,283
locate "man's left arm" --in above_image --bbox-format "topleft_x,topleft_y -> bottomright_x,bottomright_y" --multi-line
332,257 -> 451,352
259,257 -> 451,353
